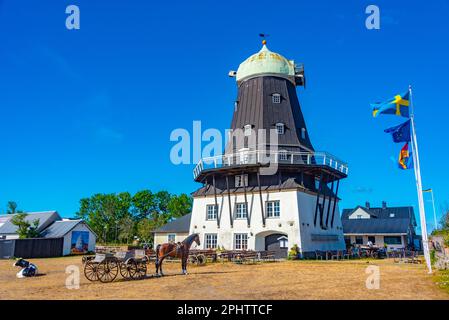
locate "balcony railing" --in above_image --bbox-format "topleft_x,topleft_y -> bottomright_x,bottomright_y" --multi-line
193,150 -> 349,179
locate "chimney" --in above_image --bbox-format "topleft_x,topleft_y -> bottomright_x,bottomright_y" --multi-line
365,201 -> 370,209
382,201 -> 387,209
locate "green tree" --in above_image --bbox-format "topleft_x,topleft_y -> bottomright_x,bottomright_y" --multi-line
136,217 -> 157,245
76,193 -> 131,243
10,213 -> 40,238
6,201 -> 18,214
168,193 -> 192,218
131,190 -> 155,220
77,189 -> 193,245
118,215 -> 135,244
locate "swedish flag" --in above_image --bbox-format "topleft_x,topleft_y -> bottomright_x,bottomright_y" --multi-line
372,91 -> 410,118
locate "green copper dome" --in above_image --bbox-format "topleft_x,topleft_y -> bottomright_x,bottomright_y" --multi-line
236,44 -> 296,82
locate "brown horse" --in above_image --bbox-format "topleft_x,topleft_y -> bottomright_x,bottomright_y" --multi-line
155,233 -> 200,276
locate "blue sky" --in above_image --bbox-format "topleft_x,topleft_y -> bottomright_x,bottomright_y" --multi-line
0,1 -> 448,233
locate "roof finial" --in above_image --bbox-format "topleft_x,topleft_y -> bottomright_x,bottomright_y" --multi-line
259,33 -> 269,46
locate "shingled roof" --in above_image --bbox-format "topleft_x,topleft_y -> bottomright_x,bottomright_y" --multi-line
342,218 -> 412,234
153,213 -> 191,233
341,205 -> 416,235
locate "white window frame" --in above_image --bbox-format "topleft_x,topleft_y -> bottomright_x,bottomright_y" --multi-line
235,202 -> 248,219
206,204 -> 218,220
278,150 -> 288,161
244,124 -> 252,136
272,93 -> 281,104
266,200 -> 280,218
278,236 -> 288,249
205,233 -> 218,249
276,123 -> 285,135
168,234 -> 176,243
234,233 -> 248,250
235,174 -> 248,187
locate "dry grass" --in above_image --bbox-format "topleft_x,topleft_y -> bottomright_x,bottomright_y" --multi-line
1,256 -> 447,300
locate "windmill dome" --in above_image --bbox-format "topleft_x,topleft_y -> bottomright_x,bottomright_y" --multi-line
236,43 -> 296,83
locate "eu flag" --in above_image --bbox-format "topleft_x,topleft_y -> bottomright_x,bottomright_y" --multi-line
384,119 -> 411,143
372,91 -> 410,118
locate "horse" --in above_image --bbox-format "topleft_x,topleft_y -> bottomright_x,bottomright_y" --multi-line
155,233 -> 200,276
13,258 -> 38,278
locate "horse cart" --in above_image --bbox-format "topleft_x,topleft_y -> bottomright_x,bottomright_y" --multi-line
82,250 -> 148,283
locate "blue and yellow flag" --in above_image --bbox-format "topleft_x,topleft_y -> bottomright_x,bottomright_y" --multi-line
372,91 -> 410,118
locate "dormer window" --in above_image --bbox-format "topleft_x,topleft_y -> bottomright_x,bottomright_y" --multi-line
272,93 -> 281,104
235,174 -> 248,187
244,124 -> 252,136
276,123 -> 285,135
279,150 -> 288,161
301,128 -> 306,139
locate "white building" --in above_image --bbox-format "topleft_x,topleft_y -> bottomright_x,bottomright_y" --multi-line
0,211 -> 96,258
341,202 -> 418,250
188,41 -> 349,258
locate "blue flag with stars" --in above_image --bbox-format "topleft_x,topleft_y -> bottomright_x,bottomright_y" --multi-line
384,119 -> 411,143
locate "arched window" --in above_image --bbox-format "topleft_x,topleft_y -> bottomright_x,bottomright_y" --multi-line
272,93 -> 281,104
301,128 -> 306,139
276,123 -> 285,135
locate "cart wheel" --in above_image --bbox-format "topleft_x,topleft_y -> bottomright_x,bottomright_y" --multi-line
188,255 -> 198,264
120,260 -> 138,280
196,254 -> 206,265
134,261 -> 147,279
84,261 -> 99,282
97,260 -> 119,283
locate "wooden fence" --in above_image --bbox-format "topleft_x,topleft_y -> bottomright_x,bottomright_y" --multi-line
0,238 -> 63,259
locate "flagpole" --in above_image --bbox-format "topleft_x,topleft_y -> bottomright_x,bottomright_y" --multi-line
409,85 -> 432,273
430,190 -> 438,231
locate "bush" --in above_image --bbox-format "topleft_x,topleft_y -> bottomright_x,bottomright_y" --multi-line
288,244 -> 300,260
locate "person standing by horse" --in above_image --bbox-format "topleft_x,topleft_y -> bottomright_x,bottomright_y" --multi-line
155,233 -> 200,276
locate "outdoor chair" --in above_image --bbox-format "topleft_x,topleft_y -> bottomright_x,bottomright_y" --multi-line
315,250 -> 324,260
331,251 -> 341,260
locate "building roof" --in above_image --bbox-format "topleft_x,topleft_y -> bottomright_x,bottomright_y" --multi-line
341,205 -> 416,235
153,213 -> 191,233
192,178 -> 339,199
342,218 -> 411,235
341,205 -> 416,226
40,219 -> 85,238
236,44 -> 295,82
0,211 -> 61,235
0,215 -> 11,227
